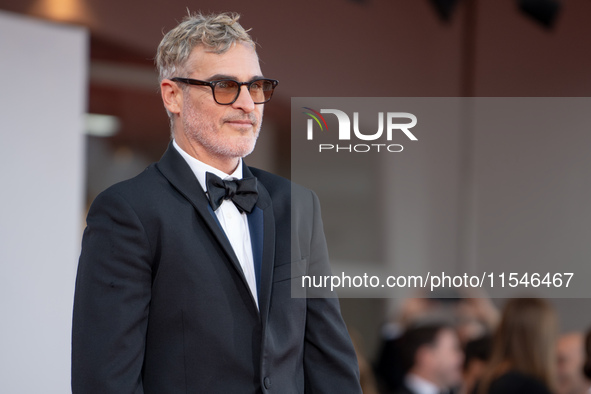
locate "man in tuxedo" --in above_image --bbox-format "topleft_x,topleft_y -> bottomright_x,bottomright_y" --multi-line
394,324 -> 463,394
72,11 -> 361,394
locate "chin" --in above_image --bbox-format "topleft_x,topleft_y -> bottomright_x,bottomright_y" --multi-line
217,137 -> 257,159
235,141 -> 257,158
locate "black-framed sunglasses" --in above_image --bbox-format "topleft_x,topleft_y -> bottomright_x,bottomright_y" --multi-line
171,77 -> 279,105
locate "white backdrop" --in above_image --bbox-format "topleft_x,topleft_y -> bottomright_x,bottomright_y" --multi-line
0,11 -> 87,393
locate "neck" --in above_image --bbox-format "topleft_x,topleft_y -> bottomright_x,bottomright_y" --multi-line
174,132 -> 240,175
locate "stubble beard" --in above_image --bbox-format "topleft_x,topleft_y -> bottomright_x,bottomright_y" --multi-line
181,99 -> 262,160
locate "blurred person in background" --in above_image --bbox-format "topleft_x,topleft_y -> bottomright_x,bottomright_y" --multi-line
584,329 -> 591,393
393,323 -> 464,394
375,293 -> 498,393
460,336 -> 492,394
375,298 -> 445,392
474,298 -> 557,394
556,332 -> 591,394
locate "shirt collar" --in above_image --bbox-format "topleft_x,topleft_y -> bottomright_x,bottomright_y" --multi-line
172,139 -> 243,193
405,373 -> 441,394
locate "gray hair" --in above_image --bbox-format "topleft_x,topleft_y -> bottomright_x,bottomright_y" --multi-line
156,11 -> 256,83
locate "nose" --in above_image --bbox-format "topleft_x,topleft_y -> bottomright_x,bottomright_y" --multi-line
231,85 -> 256,113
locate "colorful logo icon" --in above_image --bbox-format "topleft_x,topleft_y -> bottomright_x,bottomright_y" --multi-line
302,107 -> 329,132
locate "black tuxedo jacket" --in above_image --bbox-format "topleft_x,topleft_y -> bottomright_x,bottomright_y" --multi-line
72,142 -> 361,393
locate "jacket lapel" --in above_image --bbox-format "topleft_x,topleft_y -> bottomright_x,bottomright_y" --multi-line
247,207 -> 264,297
243,165 -> 275,322
155,142 -> 258,309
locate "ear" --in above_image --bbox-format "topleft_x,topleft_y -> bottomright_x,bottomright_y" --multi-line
161,79 -> 183,115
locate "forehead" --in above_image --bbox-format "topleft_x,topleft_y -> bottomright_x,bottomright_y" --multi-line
186,43 -> 262,79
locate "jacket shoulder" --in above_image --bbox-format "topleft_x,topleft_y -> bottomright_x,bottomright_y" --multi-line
91,163 -> 164,206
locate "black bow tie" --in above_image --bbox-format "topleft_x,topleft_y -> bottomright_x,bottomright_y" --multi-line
205,172 -> 258,214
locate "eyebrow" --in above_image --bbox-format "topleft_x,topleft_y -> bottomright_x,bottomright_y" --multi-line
205,74 -> 266,82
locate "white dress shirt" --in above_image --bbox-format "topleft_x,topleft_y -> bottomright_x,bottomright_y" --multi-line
173,140 -> 258,308
405,373 -> 441,394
